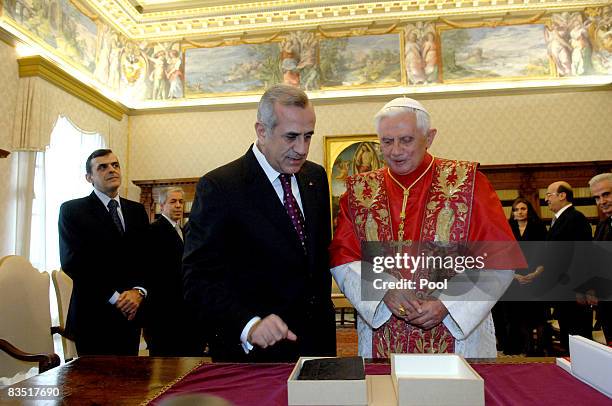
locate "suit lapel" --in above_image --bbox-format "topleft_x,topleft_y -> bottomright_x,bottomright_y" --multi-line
87,192 -> 123,237
161,215 -> 184,249
243,148 -> 305,253
296,169 -> 319,259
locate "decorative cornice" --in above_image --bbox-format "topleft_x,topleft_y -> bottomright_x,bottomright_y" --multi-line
17,56 -> 128,121
83,0 -> 610,41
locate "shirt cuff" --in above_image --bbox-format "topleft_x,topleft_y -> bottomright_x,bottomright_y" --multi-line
109,291 -> 120,305
133,286 -> 148,298
240,316 -> 261,353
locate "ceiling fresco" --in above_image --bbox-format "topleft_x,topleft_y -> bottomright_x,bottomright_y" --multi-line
1,0 -> 611,110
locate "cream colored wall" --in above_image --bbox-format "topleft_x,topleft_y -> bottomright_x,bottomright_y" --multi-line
0,40 -> 20,256
127,89 -> 612,199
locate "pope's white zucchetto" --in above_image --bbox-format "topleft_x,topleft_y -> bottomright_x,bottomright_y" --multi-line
376,97 -> 430,116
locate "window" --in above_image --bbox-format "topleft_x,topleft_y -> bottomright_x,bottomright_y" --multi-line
29,116 -> 106,272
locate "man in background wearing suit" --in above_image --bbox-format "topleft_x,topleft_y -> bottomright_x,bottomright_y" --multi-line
588,173 -> 612,345
183,84 -> 336,362
59,149 -> 150,355
544,180 -> 593,354
146,187 -> 204,356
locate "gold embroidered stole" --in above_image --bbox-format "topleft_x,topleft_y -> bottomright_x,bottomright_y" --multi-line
345,159 -> 478,357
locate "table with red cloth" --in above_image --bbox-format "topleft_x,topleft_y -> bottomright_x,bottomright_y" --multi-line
2,357 -> 610,405
150,360 -> 610,406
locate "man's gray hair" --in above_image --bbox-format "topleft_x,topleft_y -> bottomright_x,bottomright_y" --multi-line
257,84 -> 310,132
158,187 -> 184,205
589,172 -> 612,187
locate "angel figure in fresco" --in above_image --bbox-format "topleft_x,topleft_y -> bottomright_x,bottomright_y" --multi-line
94,23 -> 112,84
279,31 -> 321,90
404,30 -> 426,84
421,32 -> 439,83
148,49 -> 168,100
545,21 -> 572,76
569,14 -> 593,75
280,35 -> 301,87
295,31 -> 320,90
108,33 -> 124,91
166,49 -> 184,99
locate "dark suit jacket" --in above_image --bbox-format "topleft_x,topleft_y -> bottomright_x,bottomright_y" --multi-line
183,146 -> 336,362
542,205 -> 592,300
546,205 -> 593,242
59,191 -> 150,355
146,216 -> 204,356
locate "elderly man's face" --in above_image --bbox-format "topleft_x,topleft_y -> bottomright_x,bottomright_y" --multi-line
256,103 -> 315,174
86,153 -> 122,197
378,111 -> 436,175
161,191 -> 185,222
590,179 -> 612,217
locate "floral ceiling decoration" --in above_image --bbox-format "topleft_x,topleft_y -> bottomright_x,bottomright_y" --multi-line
1,0 -> 611,110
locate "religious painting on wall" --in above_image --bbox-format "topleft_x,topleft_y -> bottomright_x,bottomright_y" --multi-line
184,43 -> 281,97
546,9 -> 612,76
404,22 -> 441,84
324,135 -> 384,233
2,0 -> 97,71
278,31 -> 320,90
440,24 -> 551,81
319,34 -> 402,89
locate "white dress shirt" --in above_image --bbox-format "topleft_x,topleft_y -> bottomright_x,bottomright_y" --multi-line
239,143 -> 306,353
92,188 -> 147,303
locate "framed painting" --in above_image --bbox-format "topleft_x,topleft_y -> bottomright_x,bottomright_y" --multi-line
440,23 -> 552,82
324,135 -> 385,233
319,33 -> 403,89
184,42 -> 281,97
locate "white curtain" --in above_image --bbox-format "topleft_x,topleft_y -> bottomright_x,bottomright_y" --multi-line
29,116 -> 106,272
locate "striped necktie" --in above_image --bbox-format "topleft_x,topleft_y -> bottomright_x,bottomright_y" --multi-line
107,199 -> 124,235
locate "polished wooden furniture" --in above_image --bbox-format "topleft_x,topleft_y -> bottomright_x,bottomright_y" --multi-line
480,160 -> 612,225
0,356 -> 204,405
0,149 -> 9,159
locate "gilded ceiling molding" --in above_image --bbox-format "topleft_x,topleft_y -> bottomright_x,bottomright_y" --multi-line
439,11 -> 547,29
81,0 -> 611,41
17,56 -> 128,121
184,31 -> 282,47
68,0 -> 99,21
317,22 -> 399,38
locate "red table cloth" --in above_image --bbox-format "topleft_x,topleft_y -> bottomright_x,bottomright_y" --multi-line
150,362 -> 611,405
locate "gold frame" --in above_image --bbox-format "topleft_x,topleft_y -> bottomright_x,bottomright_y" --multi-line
324,134 -> 382,234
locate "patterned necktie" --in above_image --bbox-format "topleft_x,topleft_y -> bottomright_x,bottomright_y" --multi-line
175,223 -> 184,241
107,199 -> 124,235
279,173 -> 307,252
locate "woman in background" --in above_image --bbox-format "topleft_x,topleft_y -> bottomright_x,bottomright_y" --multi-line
502,197 -> 548,355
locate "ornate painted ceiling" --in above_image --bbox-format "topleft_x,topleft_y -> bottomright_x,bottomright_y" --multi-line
1,0 -> 611,113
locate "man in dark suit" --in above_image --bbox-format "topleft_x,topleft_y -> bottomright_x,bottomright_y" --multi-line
146,187 -> 204,356
544,181 -> 593,353
183,84 -> 336,362
588,173 -> 612,345
59,149 -> 150,355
